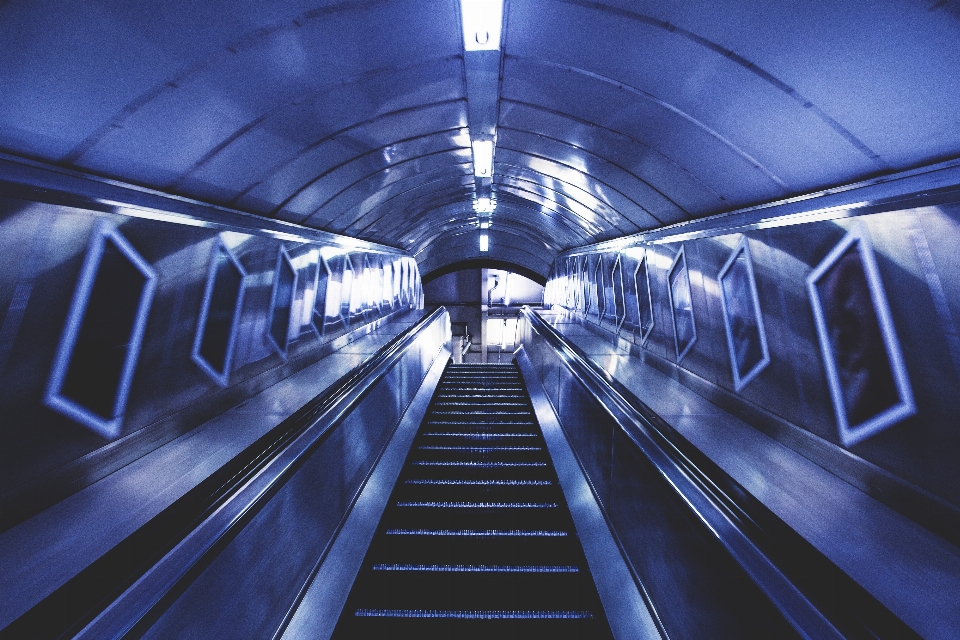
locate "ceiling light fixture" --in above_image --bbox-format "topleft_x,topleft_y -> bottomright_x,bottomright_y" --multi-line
474,196 -> 495,213
479,232 -> 489,252
460,0 -> 503,51
472,139 -> 493,177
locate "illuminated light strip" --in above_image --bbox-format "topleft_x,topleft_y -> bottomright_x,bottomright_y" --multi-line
411,461 -> 546,467
372,564 -> 578,573
395,501 -> 558,508
355,609 -> 593,619
405,478 -> 552,486
385,528 -> 567,537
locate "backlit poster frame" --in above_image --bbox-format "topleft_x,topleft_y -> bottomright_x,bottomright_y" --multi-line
718,237 -> 770,392
807,226 -> 915,447
668,245 -> 697,363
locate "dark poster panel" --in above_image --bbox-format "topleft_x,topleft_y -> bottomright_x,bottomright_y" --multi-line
718,238 -> 769,391
268,248 -> 297,357
45,222 -> 157,439
807,228 -> 915,446
668,246 -> 697,362
192,240 -> 246,386
612,254 -> 626,330
635,252 -> 654,345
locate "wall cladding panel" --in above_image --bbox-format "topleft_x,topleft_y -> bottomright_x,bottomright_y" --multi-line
547,195 -> 960,513
0,193 -> 419,506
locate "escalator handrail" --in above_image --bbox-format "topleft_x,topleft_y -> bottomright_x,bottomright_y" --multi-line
519,306 -> 917,640
4,307 -> 450,640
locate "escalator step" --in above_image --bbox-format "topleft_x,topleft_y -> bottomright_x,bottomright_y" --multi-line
384,529 -> 568,537
331,362 -> 612,639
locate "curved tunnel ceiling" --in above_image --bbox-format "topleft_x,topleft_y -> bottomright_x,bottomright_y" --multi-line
2,0 -> 960,279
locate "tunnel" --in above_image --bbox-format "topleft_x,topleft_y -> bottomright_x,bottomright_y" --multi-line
1,0 -> 960,637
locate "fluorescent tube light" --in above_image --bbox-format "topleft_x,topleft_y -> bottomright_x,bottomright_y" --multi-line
472,139 -> 493,177
460,0 -> 503,51
480,233 -> 489,252
474,196 -> 495,213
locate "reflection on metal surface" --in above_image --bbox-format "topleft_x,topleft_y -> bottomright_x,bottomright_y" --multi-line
515,307 -> 844,639
807,226 -> 914,447
44,222 -> 158,440
66,308 -> 451,639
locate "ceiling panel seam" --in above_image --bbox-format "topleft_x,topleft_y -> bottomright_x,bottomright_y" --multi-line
506,54 -> 790,191
499,97 -> 726,203
497,124 -> 689,216
290,148 -> 474,226
59,0 -> 399,166
549,0 -> 889,169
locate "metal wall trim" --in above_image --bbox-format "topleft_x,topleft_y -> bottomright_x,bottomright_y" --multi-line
279,347 -> 451,640
560,158 -> 960,255
575,315 -> 960,550
0,153 -> 407,255
0,308 -> 422,535
515,346 -> 664,640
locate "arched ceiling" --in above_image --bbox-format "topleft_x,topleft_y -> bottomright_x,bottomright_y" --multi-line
2,0 -> 960,279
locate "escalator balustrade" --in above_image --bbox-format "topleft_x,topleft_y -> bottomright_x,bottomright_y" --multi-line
332,362 -> 612,638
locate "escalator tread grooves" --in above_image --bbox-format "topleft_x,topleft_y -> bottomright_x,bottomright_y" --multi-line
332,362 -> 612,638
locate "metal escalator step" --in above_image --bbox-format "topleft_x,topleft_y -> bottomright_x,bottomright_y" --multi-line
395,501 -> 558,509
331,362 -> 612,638
384,529 -> 568,537
354,609 -> 593,620
404,479 -> 553,486
412,461 -> 547,467
372,564 -> 579,573
417,445 -> 543,452
421,432 -> 538,439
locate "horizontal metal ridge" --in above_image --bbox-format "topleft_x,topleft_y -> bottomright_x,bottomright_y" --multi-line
371,564 -> 579,573
395,501 -> 558,508
433,398 -> 527,407
405,479 -> 553,486
385,528 -> 568,537
425,421 -> 535,427
417,445 -> 543,452
354,609 -> 593,619
411,461 -> 547,467
422,432 -> 538,439
431,411 -> 532,416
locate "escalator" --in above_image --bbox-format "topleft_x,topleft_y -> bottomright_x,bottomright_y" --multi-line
331,362 -> 613,639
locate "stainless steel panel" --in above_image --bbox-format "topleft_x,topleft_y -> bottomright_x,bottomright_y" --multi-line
546,191 -> 960,523
0,191 -> 414,515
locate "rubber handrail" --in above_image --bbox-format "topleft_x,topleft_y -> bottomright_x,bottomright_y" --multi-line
2,307 -> 449,640
519,306 -> 918,640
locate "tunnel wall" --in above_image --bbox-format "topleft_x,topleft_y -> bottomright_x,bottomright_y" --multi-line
0,181 -> 421,525
545,181 -> 960,523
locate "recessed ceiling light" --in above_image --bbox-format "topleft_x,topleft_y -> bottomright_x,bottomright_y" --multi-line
472,140 -> 493,177
460,0 -> 503,51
